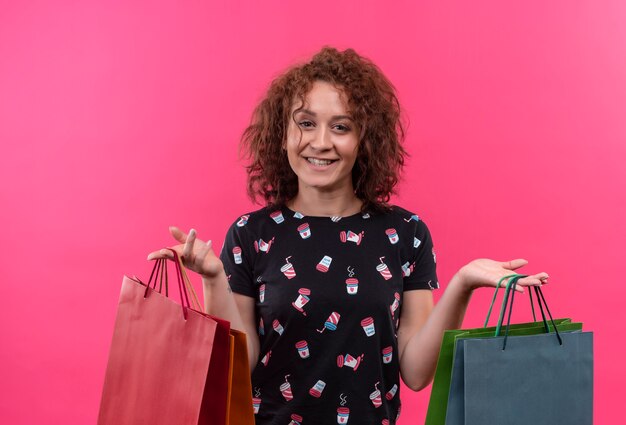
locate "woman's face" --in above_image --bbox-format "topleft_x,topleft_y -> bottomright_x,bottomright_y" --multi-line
285,81 -> 360,195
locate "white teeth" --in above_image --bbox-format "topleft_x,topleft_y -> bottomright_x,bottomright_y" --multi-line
307,158 -> 334,166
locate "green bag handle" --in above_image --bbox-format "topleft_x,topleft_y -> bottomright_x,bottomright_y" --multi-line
495,274 -> 528,336
483,274 -> 526,328
484,274 -> 550,337
501,277 -> 563,349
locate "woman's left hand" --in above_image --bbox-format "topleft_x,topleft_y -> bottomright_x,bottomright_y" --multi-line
456,258 -> 549,293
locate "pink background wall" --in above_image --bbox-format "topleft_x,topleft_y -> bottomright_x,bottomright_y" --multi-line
1,1 -> 624,423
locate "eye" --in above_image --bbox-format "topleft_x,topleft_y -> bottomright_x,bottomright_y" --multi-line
298,120 -> 315,128
333,123 -> 351,132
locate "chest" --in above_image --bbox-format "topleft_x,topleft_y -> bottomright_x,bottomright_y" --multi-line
248,217 -> 411,332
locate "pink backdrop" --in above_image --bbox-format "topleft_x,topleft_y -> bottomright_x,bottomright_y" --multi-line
1,1 -> 624,423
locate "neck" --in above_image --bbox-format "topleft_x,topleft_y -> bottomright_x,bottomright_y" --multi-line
287,188 -> 363,217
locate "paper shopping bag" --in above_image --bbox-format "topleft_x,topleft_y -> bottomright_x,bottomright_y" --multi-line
426,273 -> 578,425
98,256 -> 231,425
425,318 -> 578,425
445,276 -> 593,425
450,331 -> 593,425
175,253 -> 255,425
226,330 -> 255,424
445,323 -> 585,425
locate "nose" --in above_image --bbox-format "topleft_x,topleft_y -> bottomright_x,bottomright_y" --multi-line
309,126 -> 332,151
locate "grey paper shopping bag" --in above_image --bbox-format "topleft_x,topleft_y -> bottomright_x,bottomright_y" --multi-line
445,323 -> 582,425
462,331 -> 593,425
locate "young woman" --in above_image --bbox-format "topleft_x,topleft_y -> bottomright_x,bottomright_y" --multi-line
148,47 -> 548,425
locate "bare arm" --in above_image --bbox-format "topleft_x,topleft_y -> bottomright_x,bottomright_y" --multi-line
397,259 -> 549,391
397,275 -> 469,391
201,270 -> 260,371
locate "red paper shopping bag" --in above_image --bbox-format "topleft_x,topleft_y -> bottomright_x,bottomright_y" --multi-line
98,256 -> 231,425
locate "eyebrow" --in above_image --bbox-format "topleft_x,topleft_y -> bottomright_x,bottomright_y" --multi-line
295,109 -> 354,121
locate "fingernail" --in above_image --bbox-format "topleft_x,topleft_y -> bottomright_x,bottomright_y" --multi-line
190,228 -> 196,236
206,240 -> 212,247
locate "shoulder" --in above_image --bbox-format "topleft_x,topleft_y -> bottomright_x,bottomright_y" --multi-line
380,205 -> 433,238
382,205 -> 426,225
389,205 -> 420,220
225,205 -> 294,241
227,206 -> 274,228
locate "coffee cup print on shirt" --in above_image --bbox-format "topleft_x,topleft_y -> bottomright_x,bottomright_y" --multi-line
370,382 -> 382,408
339,230 -> 365,245
337,353 -> 364,371
382,346 -> 393,364
385,384 -> 398,400
345,277 -> 359,295
295,340 -> 310,359
232,246 -> 242,264
288,413 -> 302,425
337,407 -> 350,424
291,288 -> 311,316
385,228 -> 399,244
376,257 -> 392,280
390,292 -> 400,317
316,255 -> 332,272
317,312 -> 341,333
252,397 -> 261,414
270,211 -> 284,224
280,375 -> 293,401
236,215 -> 249,227
361,317 -> 375,337
272,319 -> 284,335
280,256 -> 296,279
309,380 -> 326,398
260,350 -> 271,366
297,223 -> 311,239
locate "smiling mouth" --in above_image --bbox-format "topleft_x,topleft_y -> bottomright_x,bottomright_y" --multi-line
306,157 -> 337,166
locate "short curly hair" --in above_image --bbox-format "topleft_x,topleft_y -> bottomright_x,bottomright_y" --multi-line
240,46 -> 407,213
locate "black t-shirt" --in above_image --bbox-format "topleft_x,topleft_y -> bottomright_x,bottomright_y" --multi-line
220,205 -> 438,425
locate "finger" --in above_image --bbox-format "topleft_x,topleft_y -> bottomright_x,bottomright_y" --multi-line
147,249 -> 176,261
194,239 -> 212,264
169,226 -> 188,244
516,274 -> 548,287
182,229 -> 197,262
501,258 -> 528,271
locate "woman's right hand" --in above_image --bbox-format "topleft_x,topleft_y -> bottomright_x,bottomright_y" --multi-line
147,226 -> 224,279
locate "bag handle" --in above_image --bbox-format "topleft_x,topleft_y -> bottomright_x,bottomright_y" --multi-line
494,275 -> 528,337
145,256 -> 167,295
484,274 -> 520,328
143,249 -> 194,320
484,274 -> 561,340
174,253 -> 203,312
500,276 -> 563,350
484,274 -> 543,332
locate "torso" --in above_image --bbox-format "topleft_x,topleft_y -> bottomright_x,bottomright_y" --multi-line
221,205 -> 438,425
